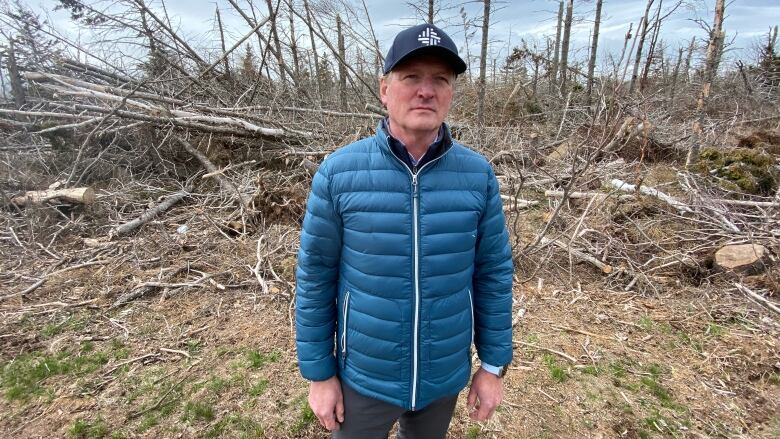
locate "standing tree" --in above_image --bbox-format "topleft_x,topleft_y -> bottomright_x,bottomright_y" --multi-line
476,0 -> 491,132
586,0 -> 603,104
558,0 -> 573,92
550,0 -> 563,91
686,0 -> 725,167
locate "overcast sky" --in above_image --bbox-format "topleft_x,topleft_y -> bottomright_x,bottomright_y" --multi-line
26,0 -> 780,72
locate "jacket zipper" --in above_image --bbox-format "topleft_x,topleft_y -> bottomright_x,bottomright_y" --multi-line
386,134 -> 452,411
468,289 -> 474,345
341,290 -> 350,365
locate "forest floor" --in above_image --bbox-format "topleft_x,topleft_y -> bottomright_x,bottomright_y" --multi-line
0,210 -> 778,439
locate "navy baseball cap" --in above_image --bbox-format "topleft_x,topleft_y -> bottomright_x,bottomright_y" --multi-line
383,24 -> 467,75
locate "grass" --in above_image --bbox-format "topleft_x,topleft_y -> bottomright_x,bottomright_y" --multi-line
638,315 -> 654,331
290,397 -> 316,435
69,417 -> 109,438
580,365 -> 601,376
246,349 -> 281,369
248,379 -> 269,397
1,346 -> 110,402
182,400 -> 215,423
542,354 -> 568,383
466,425 -> 481,438
705,322 -> 726,337
203,414 -> 264,439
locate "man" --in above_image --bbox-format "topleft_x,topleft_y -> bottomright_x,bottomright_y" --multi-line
295,23 -> 513,438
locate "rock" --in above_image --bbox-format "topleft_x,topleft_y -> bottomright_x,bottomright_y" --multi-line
714,244 -> 771,274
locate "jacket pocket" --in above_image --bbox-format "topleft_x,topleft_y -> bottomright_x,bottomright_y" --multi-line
340,290 -> 351,367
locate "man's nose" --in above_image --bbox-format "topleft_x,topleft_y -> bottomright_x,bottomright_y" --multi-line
417,79 -> 435,99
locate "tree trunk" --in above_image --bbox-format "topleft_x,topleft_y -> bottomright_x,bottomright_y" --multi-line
550,0 -> 563,91
7,39 -> 25,109
288,0 -> 300,79
476,0 -> 491,132
640,0 -> 663,91
265,0 -> 287,84
428,0 -> 434,24
337,14 -> 348,110
215,6 -> 230,78
686,0 -> 725,168
303,0 -> 321,99
669,46 -> 683,100
558,0 -> 573,92
586,0 -> 603,104
629,0 -> 655,94
683,36 -> 695,83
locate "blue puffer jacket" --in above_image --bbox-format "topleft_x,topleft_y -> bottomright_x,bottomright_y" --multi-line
295,122 -> 513,411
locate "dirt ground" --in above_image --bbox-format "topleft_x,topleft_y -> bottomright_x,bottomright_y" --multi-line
1,214 -> 778,439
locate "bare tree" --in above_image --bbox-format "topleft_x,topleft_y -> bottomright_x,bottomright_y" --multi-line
6,38 -> 23,108
288,0 -> 300,79
337,14 -> 347,110
215,6 -> 230,78
558,0 -> 573,92
476,0 -> 491,131
550,0 -> 563,91
629,0 -> 655,94
586,0 -> 603,104
686,0 -> 725,167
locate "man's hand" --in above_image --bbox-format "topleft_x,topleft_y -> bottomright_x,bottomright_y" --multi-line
466,367 -> 503,421
308,376 -> 345,431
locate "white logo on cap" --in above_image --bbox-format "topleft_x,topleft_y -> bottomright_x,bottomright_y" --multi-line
417,27 -> 441,46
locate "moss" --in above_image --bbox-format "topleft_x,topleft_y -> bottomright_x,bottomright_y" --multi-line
699,147 -> 780,195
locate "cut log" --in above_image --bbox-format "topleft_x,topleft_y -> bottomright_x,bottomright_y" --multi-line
12,187 -> 95,206
608,178 -> 693,214
715,244 -> 771,274
113,188 -> 190,237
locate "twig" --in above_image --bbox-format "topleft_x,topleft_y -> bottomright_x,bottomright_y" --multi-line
515,341 -> 577,363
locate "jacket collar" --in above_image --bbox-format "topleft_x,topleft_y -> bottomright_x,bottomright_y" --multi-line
376,118 -> 454,171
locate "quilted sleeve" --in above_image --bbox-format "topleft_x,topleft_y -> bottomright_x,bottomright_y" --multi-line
472,166 -> 514,367
295,161 -> 342,381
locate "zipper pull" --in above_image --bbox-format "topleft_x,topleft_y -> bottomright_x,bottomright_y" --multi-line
412,174 -> 419,198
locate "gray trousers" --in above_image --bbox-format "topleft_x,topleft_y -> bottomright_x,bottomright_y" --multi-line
332,382 -> 458,439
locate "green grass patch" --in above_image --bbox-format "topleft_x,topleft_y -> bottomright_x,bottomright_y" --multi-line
640,377 -> 685,412
609,361 -> 627,379
1,348 -> 110,402
69,416 -> 109,438
290,398 -> 316,435
182,400 -> 215,423
206,375 -> 230,394
248,379 -> 268,397
203,414 -> 264,439
769,372 -> 780,386
246,349 -> 281,369
466,425 -> 481,439
638,315 -> 654,331
580,365 -> 601,376
542,354 -> 568,383
705,322 -> 726,337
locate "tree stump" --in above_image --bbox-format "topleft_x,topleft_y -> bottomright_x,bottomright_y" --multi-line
714,244 -> 771,274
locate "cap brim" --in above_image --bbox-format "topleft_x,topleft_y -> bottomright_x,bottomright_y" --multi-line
386,46 -> 467,75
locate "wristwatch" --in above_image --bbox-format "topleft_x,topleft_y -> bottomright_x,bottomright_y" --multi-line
496,365 -> 509,378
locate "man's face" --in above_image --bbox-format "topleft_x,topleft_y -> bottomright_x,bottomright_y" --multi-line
380,55 -> 454,136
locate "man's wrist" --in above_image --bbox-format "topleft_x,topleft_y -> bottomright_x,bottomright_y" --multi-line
480,362 -> 506,377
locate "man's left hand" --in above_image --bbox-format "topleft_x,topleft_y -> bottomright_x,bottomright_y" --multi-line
466,367 -> 503,421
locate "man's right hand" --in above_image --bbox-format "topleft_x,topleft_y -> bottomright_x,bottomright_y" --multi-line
308,376 -> 345,431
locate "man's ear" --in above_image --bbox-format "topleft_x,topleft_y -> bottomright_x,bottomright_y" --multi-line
379,77 -> 388,106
